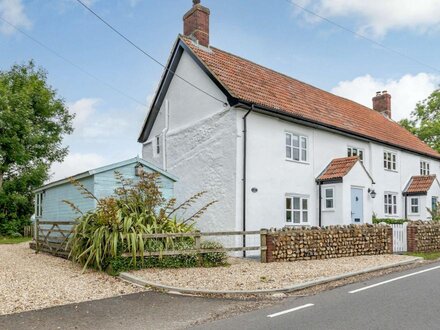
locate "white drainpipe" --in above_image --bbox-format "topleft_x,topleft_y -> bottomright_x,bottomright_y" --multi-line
162,100 -> 170,171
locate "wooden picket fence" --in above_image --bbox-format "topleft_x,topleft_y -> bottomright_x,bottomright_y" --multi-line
23,225 -> 34,238
33,220 -> 76,258
121,230 -> 266,261
32,220 -> 266,261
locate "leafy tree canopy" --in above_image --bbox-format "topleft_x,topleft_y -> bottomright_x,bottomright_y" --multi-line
0,61 -> 73,235
399,89 -> 440,153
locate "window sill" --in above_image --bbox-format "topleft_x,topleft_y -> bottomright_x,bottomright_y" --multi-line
384,214 -> 399,218
384,169 -> 398,173
285,223 -> 310,227
323,209 -> 335,212
285,159 -> 310,165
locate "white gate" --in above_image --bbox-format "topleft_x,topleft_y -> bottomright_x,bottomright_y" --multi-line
391,223 -> 407,253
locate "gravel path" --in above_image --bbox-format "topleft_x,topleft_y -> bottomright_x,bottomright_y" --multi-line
132,255 -> 415,291
0,243 -> 143,315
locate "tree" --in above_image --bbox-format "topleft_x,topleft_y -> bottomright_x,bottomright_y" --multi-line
399,89 -> 440,153
0,61 -> 73,235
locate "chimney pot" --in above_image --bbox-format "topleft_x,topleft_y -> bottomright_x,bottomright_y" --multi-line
372,91 -> 392,118
183,0 -> 210,47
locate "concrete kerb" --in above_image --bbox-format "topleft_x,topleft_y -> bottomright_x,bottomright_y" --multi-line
119,257 -> 423,296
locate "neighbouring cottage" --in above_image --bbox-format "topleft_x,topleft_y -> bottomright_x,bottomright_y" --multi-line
34,157 -> 177,222
138,1 -> 440,236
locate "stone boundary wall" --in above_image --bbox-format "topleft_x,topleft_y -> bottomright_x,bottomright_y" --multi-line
265,224 -> 392,263
407,221 -> 440,253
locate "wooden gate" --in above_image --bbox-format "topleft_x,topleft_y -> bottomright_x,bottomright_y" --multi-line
34,220 -> 75,258
391,223 -> 407,253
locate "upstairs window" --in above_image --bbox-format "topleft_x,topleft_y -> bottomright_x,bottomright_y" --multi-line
286,196 -> 309,225
347,147 -> 364,162
410,197 -> 419,214
286,133 -> 308,162
384,151 -> 397,171
324,187 -> 334,210
384,193 -> 397,216
420,161 -> 430,175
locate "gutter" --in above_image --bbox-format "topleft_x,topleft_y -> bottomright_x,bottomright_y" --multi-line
162,100 -> 170,171
233,102 -> 440,162
242,106 -> 253,258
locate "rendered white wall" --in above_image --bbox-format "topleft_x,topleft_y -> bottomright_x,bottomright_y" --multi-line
142,50 -> 237,233
342,162 -> 374,225
320,183 -> 343,226
238,109 -> 440,230
141,48 -> 440,233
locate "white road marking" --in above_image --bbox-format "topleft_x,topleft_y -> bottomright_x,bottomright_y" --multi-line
267,303 -> 314,318
349,265 -> 440,294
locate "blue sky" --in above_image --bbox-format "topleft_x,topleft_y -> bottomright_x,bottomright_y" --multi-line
1,0 -> 439,181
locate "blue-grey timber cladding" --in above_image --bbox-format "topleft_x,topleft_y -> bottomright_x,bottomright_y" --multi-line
36,158 -> 176,223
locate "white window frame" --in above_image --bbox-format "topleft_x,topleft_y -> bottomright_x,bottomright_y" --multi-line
285,195 -> 309,225
420,160 -> 430,175
153,134 -> 161,158
323,187 -> 335,211
384,192 -> 398,216
347,146 -> 364,162
383,150 -> 397,171
432,196 -> 438,212
285,132 -> 308,163
410,197 -> 419,215
35,193 -> 43,218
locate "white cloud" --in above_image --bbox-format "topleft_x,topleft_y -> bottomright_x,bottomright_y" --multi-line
49,152 -> 107,182
331,73 -> 440,121
0,0 -> 31,35
292,0 -> 440,37
67,98 -> 145,140
69,98 -> 101,129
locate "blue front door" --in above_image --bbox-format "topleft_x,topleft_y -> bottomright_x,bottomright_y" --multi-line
351,188 -> 363,223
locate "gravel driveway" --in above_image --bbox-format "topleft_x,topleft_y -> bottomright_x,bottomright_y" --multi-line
131,255 -> 415,291
0,243 -> 143,315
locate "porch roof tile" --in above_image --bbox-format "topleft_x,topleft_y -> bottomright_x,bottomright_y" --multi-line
404,175 -> 437,195
317,156 -> 359,182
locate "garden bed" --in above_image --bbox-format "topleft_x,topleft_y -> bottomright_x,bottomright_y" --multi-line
0,243 -> 143,315
130,254 -> 416,292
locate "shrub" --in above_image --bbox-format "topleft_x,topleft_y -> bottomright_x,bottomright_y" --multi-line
428,202 -> 440,221
66,172 -> 216,271
200,241 -> 227,266
105,240 -> 228,275
0,218 -> 30,236
372,218 -> 407,225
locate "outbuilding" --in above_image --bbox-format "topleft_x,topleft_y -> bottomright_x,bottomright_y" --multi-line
33,157 -> 178,222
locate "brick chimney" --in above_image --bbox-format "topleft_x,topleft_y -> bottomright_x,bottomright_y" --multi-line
372,91 -> 391,118
183,0 -> 210,47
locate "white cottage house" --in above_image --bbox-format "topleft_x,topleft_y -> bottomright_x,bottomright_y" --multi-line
139,1 -> 440,234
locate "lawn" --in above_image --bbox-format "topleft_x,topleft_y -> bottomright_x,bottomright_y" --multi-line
0,237 -> 32,244
406,252 -> 440,260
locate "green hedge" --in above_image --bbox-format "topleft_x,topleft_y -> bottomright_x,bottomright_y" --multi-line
372,218 -> 407,225
106,240 -> 228,275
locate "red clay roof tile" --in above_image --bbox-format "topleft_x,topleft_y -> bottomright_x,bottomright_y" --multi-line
404,175 -> 437,194
317,156 -> 359,182
181,36 -> 440,159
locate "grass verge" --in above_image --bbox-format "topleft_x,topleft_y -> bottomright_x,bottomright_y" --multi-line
406,252 -> 440,260
0,237 -> 32,244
